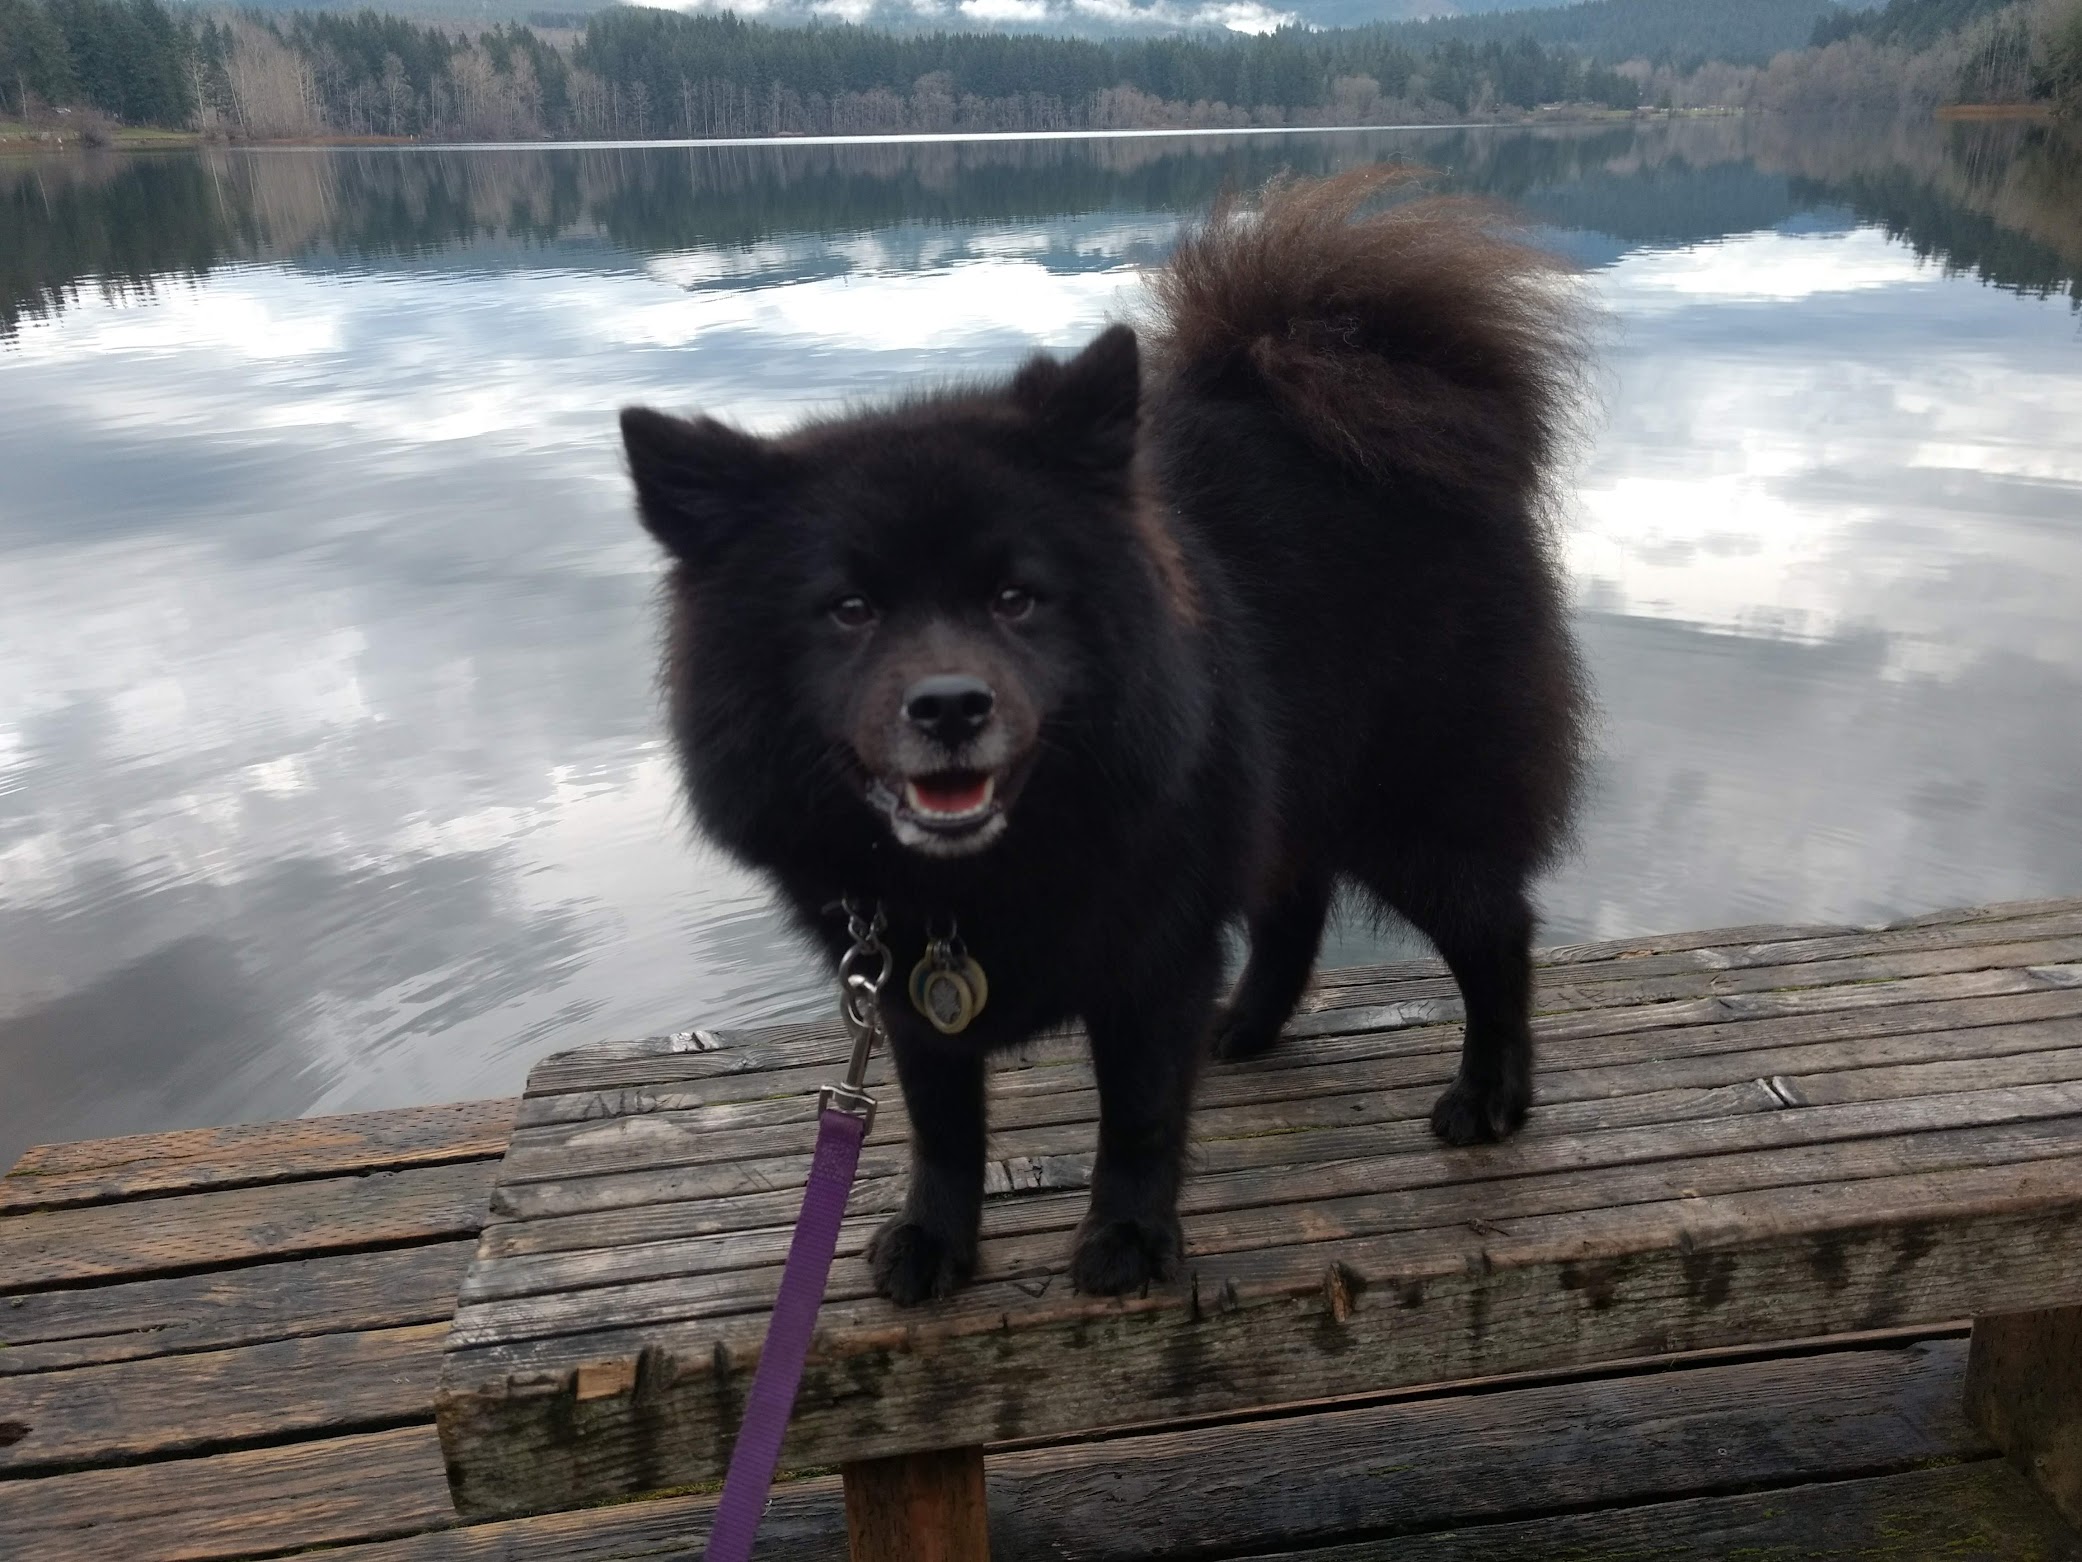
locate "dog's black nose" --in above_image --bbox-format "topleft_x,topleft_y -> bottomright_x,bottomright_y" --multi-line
904,674 -> 995,744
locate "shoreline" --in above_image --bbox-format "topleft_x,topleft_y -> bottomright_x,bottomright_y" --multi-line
13,103 -> 2063,156
1935,102 -> 2056,121
0,105 -> 1713,155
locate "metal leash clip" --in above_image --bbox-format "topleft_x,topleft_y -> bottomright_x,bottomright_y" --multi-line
820,898 -> 889,1131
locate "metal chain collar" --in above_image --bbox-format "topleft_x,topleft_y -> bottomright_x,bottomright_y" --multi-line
820,898 -> 889,1129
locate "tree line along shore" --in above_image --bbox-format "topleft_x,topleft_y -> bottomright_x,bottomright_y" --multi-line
0,0 -> 2077,146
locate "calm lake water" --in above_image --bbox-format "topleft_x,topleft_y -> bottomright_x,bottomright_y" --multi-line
3,117 -> 2080,1162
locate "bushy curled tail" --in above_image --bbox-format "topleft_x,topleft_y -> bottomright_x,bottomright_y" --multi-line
1148,166 -> 1589,516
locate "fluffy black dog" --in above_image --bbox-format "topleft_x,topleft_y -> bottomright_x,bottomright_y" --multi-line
621,167 -> 1588,1305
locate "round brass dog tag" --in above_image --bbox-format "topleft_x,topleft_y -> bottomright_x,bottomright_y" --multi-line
909,942 -> 989,1036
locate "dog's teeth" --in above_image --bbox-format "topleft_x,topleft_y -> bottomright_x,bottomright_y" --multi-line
903,775 -> 995,820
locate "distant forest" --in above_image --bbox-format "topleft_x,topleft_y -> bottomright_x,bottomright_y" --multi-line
1380,0 -> 1846,68
1814,0 -> 2020,47
1,0 -> 2079,139
1,1 -> 1648,139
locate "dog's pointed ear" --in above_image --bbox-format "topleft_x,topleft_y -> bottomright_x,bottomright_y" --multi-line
621,406 -> 789,564
1012,323 -> 1139,469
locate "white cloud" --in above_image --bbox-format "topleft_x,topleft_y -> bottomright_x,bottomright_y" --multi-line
1606,226 -> 1930,306
960,0 -> 1050,20
1569,230 -> 2082,678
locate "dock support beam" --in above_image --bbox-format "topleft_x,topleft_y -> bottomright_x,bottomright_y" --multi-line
1964,1304 -> 2082,1527
842,1445 -> 991,1561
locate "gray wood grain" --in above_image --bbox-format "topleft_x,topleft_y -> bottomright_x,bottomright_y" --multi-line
450,1084 -> 2082,1335
0,1424 -> 458,1562
1,1100 -> 516,1214
1233,1462 -> 2082,1561
489,986 -> 2082,1226
0,1240 -> 475,1374
498,998 -> 2082,1185
313,1338 -> 1998,1562
1303,931 -> 2082,1019
0,1161 -> 495,1292
439,1157 -> 2082,1515
501,965 -> 2082,1188
512,927 -> 2082,1104
0,1323 -> 445,1474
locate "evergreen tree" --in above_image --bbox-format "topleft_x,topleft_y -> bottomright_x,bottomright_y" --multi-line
0,0 -> 76,114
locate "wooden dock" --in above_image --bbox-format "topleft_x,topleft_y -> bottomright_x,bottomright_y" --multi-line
6,897 -> 2082,1560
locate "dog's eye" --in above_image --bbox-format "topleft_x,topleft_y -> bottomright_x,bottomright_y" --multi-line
993,585 -> 1036,621
829,595 -> 876,629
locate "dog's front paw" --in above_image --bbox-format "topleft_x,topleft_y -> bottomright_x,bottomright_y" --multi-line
867,1216 -> 975,1305
1210,1002 -> 1282,1062
1429,1073 -> 1530,1146
1070,1212 -> 1183,1295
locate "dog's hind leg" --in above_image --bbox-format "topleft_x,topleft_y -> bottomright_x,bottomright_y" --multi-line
1212,868 -> 1334,1061
1361,855 -> 1537,1146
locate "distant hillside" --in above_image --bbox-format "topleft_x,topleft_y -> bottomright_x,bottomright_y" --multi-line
1364,0 -> 1861,65
187,0 -> 1834,44
1810,0 -> 2010,46
194,0 -> 1582,35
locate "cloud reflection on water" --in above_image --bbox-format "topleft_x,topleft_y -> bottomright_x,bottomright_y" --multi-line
1,123 -> 2079,1160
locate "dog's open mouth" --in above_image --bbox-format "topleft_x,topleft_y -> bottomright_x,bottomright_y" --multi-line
866,765 -> 1022,857
903,771 -> 996,825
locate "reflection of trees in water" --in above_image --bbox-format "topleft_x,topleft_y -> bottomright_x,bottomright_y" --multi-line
4,119 -> 2080,337
1767,118 -> 2082,306
2,155 -> 258,338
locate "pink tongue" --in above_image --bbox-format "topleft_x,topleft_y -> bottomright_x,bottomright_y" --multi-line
913,775 -> 989,814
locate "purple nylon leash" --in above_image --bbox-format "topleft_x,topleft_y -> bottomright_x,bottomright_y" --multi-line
703,902 -> 890,1562
702,1106 -> 866,1561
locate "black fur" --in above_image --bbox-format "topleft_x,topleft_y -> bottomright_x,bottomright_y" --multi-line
622,167 -> 1589,1304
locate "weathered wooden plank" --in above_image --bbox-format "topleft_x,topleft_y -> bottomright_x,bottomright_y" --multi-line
472,1011 -> 2082,1277
520,916 -> 2065,1124
0,1161 -> 495,1293
311,1478 -> 847,1561
0,1100 -> 517,1214
437,1158 -> 2082,1514
512,960 -> 2082,1136
0,1239 -> 475,1375
498,982 -> 2082,1190
987,1340 -> 1996,1561
1309,902 -> 2082,997
0,1322 -> 445,1474
491,987 -> 2082,1225
1965,1303 -> 2082,1528
477,1044 -> 2082,1267
0,1424 -> 457,1562
450,1099 -> 2082,1333
509,902 -> 2082,1105
1238,1462 -> 2082,1561
315,1338 -> 1993,1561
1886,895 -> 2082,931
7,1350 -> 2044,1562
493,1005 -> 2082,1190
485,1072 -> 2082,1277
511,989 -> 2082,1160
503,907 -> 2082,1134
1284,967 -> 2082,1064
1304,932 -> 2082,1025
478,1067 -> 2082,1294
313,1478 -> 846,1561
1530,895 -> 2082,968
